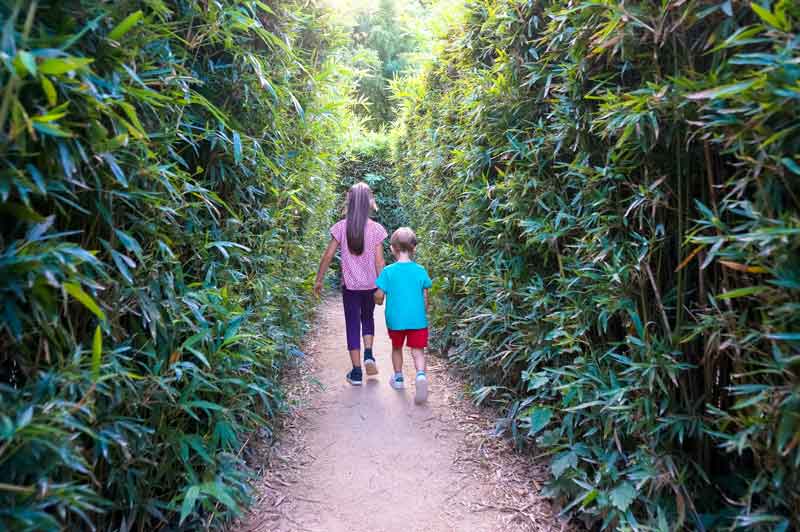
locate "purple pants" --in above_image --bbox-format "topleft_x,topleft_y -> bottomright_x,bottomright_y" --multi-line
342,287 -> 376,351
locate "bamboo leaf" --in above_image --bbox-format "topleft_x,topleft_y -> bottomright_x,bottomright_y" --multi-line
108,10 -> 143,41
63,282 -> 106,321
117,101 -> 145,136
179,486 -> 200,525
719,260 -> 767,274
717,286 -> 769,299
686,80 -> 756,100
41,76 -> 57,106
765,333 -> 800,341
233,131 -> 242,164
38,57 -> 93,75
750,2 -> 788,31
777,410 -> 799,453
675,245 -> 705,272
32,121 -> 72,137
17,50 -> 36,75
288,90 -> 305,120
91,326 -> 102,382
781,158 -> 800,175
101,153 -> 128,187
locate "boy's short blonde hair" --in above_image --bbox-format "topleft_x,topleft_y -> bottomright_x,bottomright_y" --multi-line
390,227 -> 417,253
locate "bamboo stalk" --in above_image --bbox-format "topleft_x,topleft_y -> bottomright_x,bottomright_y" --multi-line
645,261 -> 672,340
0,482 -> 35,494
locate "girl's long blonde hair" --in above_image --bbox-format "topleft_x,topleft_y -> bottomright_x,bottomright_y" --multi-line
345,182 -> 376,256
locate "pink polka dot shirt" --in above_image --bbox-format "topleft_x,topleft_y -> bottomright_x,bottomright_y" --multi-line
330,218 -> 387,290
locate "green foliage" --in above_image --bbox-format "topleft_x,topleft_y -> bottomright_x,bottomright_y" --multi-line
393,0 -> 800,529
0,0 -> 351,529
338,135 -> 408,251
346,0 -> 424,128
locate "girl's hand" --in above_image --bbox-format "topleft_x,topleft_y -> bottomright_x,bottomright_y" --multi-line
314,238 -> 339,299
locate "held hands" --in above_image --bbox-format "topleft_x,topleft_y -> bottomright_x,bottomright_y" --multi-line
373,288 -> 385,305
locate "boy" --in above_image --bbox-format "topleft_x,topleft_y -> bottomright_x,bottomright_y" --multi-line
374,227 -> 432,404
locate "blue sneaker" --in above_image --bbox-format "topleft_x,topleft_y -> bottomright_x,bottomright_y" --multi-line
389,373 -> 404,390
346,367 -> 363,386
415,372 -> 428,404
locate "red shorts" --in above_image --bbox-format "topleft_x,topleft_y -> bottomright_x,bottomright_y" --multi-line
388,328 -> 428,349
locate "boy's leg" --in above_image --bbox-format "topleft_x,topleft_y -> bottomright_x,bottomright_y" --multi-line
411,347 -> 428,403
407,328 -> 429,372
387,330 -> 405,389
410,347 -> 426,373
387,331 -> 405,371
392,347 -> 404,374
408,329 -> 429,403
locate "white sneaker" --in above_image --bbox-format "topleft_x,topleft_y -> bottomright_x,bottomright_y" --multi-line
364,357 -> 378,376
389,374 -> 405,389
414,373 -> 428,404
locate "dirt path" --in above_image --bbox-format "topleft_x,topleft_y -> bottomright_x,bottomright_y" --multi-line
238,296 -> 562,532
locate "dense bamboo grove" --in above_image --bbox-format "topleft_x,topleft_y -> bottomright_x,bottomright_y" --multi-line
393,0 -> 799,529
0,1 -> 350,528
3,0 -> 799,529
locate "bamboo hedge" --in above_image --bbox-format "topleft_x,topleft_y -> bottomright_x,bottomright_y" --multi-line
0,0 -> 349,529
337,137 -> 409,252
393,0 -> 799,529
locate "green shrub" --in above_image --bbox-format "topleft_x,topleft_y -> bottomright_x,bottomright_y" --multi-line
394,0 -> 799,529
0,0 -> 350,529
338,136 -> 409,244
347,0 -> 425,128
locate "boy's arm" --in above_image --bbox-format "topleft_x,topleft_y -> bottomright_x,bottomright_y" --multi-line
375,266 -> 388,305
422,268 -> 432,316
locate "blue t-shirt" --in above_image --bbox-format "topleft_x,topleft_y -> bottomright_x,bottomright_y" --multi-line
375,261 -> 432,331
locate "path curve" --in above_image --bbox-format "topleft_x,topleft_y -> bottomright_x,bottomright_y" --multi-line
239,296 -> 561,532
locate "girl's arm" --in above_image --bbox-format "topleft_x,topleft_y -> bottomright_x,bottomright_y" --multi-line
424,288 -> 429,314
314,238 -> 339,297
374,288 -> 385,305
374,241 -> 385,276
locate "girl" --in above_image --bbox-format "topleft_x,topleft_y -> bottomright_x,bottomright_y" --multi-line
314,182 -> 387,385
